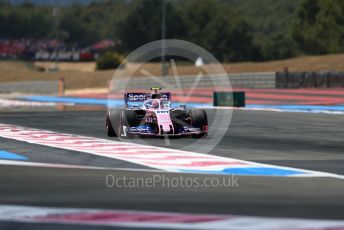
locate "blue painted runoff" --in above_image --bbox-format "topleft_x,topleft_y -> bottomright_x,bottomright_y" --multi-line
23,96 -> 344,112
180,167 -> 306,176
22,96 -> 210,108
0,151 -> 27,160
23,96 -> 118,106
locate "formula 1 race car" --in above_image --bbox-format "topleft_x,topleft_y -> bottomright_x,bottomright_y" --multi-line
106,88 -> 208,138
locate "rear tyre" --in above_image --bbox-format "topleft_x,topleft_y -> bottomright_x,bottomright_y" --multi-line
190,109 -> 208,138
170,110 -> 189,131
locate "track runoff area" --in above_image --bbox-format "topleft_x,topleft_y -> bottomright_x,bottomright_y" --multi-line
0,108 -> 344,229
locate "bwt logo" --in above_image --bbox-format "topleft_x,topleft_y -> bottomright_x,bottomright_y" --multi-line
157,111 -> 169,114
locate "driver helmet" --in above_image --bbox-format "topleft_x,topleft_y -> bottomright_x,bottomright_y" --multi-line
151,100 -> 159,109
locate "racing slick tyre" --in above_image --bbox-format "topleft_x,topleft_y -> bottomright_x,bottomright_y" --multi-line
121,110 -> 139,138
190,109 -> 208,138
122,110 -> 139,127
106,114 -> 116,137
170,110 -> 189,128
106,109 -> 122,137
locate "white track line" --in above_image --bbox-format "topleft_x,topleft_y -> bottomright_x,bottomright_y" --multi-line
0,123 -> 343,179
0,159 -> 162,173
0,98 -> 55,107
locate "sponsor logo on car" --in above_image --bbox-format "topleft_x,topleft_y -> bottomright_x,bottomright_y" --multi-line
183,127 -> 200,132
129,125 -> 152,133
162,94 -> 169,99
156,110 -> 169,114
128,94 -> 147,101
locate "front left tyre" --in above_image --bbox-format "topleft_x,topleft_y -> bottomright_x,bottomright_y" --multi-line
190,109 -> 208,138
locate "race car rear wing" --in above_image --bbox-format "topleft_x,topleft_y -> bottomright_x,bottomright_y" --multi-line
124,92 -> 171,104
151,92 -> 171,100
124,93 -> 149,103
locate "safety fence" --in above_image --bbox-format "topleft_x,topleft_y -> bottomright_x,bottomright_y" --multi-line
119,72 -> 276,89
2,71 -> 343,95
276,71 -> 344,88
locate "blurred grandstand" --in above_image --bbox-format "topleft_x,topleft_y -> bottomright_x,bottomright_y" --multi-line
0,38 -> 115,61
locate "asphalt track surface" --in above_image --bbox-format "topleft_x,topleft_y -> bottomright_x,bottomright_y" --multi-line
0,109 -> 344,228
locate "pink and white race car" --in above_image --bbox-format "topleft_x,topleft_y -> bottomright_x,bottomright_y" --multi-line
106,88 -> 208,138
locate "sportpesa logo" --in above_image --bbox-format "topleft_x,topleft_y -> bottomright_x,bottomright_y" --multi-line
128,94 -> 147,101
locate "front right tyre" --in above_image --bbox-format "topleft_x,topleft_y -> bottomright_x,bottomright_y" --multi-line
106,109 -> 122,137
190,109 -> 208,138
106,114 -> 117,137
